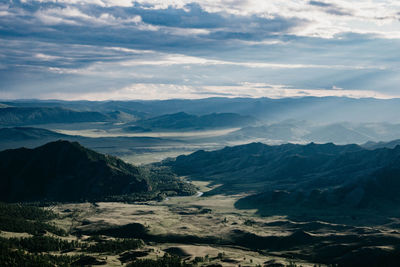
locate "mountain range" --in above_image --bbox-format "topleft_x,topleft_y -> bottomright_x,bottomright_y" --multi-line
0,107 -> 109,126
3,97 -> 400,123
225,121 -> 400,145
163,142 -> 400,216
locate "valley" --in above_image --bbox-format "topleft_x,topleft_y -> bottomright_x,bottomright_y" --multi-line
2,98 -> 400,266
4,183 -> 400,266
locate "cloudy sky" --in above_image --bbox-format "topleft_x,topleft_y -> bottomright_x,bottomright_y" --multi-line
0,0 -> 399,100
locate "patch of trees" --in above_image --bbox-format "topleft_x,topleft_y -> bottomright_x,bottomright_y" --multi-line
0,234 -> 147,265
84,238 -> 144,253
0,203 -> 66,236
1,234 -> 145,254
0,236 -> 78,253
127,254 -> 193,267
0,203 -> 56,220
144,166 -> 198,198
0,244 -> 80,267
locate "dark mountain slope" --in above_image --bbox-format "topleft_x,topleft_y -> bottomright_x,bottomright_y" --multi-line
0,127 -> 67,141
165,142 -> 363,186
0,107 -> 108,126
0,140 -> 148,202
163,142 -> 400,215
0,140 -> 195,202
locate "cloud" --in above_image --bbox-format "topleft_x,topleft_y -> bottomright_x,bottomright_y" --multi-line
0,0 -> 399,100
4,81 -> 393,101
34,6 -> 144,26
308,1 -> 353,16
308,1 -> 332,8
115,52 -> 387,71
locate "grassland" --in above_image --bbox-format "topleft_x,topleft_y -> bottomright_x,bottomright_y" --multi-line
44,181 -> 317,266
3,181 -> 400,266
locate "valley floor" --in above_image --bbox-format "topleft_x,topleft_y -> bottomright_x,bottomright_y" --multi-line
3,182 -> 400,266
49,182 -> 315,266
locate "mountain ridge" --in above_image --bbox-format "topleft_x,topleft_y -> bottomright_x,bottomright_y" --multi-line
126,112 -> 257,131
163,142 -> 400,216
3,97 -> 400,123
0,107 -> 108,126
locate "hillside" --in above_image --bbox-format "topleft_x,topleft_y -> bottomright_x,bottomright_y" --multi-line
0,127 -> 67,141
125,112 -> 256,131
0,107 -> 109,126
163,142 -> 400,215
0,140 -> 196,202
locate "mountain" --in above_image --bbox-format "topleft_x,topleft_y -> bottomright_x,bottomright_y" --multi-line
305,122 -> 400,144
363,139 -> 400,150
352,122 -> 400,141
303,123 -> 371,144
225,121 -> 308,143
221,121 -> 400,145
0,140 -> 195,202
127,112 -> 256,131
0,107 -> 109,126
163,142 -> 400,215
0,127 -> 67,141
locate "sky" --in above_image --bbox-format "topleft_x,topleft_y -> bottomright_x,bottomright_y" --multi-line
0,0 -> 399,100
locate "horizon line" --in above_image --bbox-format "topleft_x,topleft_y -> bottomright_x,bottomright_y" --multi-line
2,95 -> 400,103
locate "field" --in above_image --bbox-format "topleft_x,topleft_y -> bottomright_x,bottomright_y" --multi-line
46,181 -> 316,266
